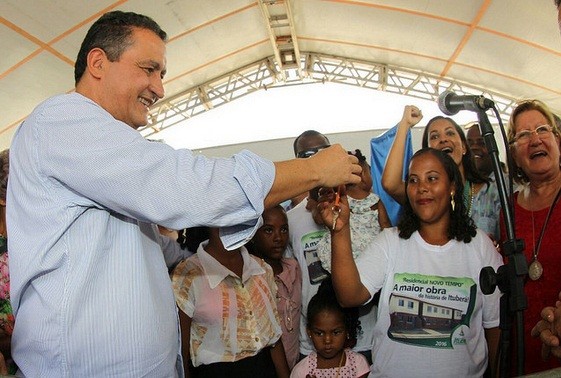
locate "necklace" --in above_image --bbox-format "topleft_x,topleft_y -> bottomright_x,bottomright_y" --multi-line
334,350 -> 345,378
528,187 -> 561,281
463,181 -> 475,216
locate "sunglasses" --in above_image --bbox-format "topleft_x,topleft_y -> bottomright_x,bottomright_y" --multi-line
296,145 -> 331,158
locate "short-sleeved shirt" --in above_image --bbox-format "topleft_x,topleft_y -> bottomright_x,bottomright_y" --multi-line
471,180 -> 501,240
357,228 -> 502,377
172,243 -> 282,367
275,257 -> 302,369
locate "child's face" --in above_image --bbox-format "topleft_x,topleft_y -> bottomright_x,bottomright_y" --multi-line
252,207 -> 289,260
307,310 -> 347,361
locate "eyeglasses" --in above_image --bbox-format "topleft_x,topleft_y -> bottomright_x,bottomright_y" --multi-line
296,145 -> 330,158
510,125 -> 553,145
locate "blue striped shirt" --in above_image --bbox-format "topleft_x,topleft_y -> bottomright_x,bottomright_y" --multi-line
6,93 -> 275,377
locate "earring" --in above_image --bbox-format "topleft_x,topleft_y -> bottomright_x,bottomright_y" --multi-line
450,192 -> 455,212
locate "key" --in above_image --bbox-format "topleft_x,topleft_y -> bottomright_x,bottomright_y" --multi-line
331,186 -> 342,230
331,206 -> 341,230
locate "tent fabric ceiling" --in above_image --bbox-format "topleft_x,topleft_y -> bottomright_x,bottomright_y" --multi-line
1,0 -> 561,149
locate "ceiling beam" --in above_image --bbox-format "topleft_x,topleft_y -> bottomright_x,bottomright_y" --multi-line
140,53 -> 518,139
257,0 -> 303,79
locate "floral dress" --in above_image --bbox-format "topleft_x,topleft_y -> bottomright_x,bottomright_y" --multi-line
0,251 -> 13,336
316,192 -> 382,272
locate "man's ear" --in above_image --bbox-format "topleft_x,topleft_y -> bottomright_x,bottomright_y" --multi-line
86,48 -> 107,80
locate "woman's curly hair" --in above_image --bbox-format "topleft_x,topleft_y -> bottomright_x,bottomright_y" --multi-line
307,278 -> 362,348
397,148 -> 476,243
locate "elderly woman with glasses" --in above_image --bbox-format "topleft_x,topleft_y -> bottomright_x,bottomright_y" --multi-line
501,99 -> 561,374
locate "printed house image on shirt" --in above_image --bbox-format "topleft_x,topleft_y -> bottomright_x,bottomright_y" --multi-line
388,293 -> 466,348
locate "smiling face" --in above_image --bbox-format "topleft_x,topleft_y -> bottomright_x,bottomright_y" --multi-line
406,152 -> 454,227
307,309 -> 347,363
511,109 -> 561,182
467,125 -> 492,177
426,118 -> 466,167
97,27 -> 167,129
252,206 -> 289,261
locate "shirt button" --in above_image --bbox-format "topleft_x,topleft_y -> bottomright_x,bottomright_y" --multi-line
249,311 -> 253,316
255,337 -> 259,342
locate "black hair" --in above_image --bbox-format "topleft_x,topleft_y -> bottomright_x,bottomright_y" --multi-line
177,226 -> 210,253
293,130 -> 330,157
0,149 -> 8,202
75,10 -> 167,85
421,116 -> 488,186
247,204 -> 287,257
555,0 -> 561,8
397,148 -> 476,243
307,279 -> 361,348
348,149 -> 367,165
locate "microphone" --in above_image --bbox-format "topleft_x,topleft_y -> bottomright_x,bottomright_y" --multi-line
437,90 -> 495,115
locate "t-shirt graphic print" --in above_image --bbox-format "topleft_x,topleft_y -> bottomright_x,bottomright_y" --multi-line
387,273 -> 476,349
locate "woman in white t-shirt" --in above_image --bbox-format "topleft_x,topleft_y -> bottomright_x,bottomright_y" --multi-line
317,147 -> 503,378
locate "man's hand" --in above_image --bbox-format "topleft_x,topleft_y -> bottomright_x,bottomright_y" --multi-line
309,144 -> 361,187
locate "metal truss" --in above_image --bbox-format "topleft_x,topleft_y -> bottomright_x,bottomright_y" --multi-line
140,52 -> 517,138
257,0 -> 303,79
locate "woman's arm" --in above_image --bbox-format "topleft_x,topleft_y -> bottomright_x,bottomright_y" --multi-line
270,340 -> 290,378
485,327 -> 500,378
178,309 -> 192,378
381,105 -> 423,205
377,199 -> 392,228
317,192 -> 371,307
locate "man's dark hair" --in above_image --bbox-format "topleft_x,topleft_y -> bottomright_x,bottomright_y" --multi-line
555,0 -> 561,8
292,130 -> 330,157
74,11 -> 167,86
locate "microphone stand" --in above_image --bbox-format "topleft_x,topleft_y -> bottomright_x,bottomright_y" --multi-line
477,109 -> 527,377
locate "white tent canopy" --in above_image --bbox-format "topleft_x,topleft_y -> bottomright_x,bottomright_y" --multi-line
1,0 -> 560,155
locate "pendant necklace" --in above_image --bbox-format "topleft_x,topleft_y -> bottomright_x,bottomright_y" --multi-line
528,186 -> 561,281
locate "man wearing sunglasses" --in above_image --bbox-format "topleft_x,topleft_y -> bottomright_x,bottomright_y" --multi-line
287,130 -> 334,361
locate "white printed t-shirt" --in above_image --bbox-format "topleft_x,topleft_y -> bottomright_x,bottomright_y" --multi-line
356,227 -> 502,377
287,200 -> 329,355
